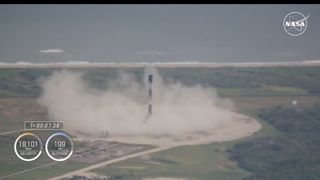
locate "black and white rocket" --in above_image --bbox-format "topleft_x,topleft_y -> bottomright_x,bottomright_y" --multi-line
147,74 -> 153,118
143,73 -> 153,123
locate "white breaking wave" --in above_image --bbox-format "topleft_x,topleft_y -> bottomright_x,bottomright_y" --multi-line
0,60 -> 320,68
39,49 -> 64,53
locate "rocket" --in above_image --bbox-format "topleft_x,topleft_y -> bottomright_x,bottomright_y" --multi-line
144,74 -> 153,123
147,74 -> 153,116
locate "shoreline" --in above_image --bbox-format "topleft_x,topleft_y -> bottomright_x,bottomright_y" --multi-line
1,60 -> 320,68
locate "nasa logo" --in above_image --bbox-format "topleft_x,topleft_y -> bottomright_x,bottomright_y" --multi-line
283,12 -> 310,36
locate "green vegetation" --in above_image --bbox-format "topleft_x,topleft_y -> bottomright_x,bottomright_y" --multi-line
216,86 -> 307,96
1,66 -> 320,98
1,67 -> 320,179
0,69 -> 51,97
229,105 -> 320,180
7,161 -> 88,180
230,96 -> 320,111
92,143 -> 252,180
158,67 -> 320,95
0,98 -> 45,132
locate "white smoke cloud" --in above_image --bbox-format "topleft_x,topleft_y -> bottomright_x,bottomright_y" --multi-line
39,49 -> 64,53
37,68 -> 235,136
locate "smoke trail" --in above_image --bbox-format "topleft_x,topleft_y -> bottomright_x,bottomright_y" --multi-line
37,68 -> 235,136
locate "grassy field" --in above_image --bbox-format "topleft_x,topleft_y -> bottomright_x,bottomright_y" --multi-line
5,161 -> 89,180
216,86 -> 308,96
0,98 -> 46,132
92,143 -> 252,180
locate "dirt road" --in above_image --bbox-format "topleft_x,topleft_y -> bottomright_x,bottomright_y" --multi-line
47,146 -> 171,180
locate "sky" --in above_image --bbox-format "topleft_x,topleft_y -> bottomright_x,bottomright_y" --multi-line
0,4 -> 319,63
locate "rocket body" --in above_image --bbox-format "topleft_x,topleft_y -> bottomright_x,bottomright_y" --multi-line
147,74 -> 153,119
148,74 -> 153,116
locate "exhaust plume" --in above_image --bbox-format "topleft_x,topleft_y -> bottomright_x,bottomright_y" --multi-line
37,68 -> 235,136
